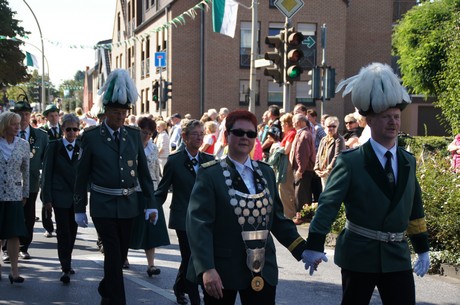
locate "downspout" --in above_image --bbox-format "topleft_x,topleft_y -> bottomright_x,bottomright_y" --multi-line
200,7 -> 205,115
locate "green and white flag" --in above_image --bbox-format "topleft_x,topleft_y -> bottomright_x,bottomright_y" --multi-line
212,0 -> 239,38
25,51 -> 39,68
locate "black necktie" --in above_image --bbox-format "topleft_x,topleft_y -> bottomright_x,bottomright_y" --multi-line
191,158 -> 198,166
52,127 -> 58,137
66,144 -> 73,151
113,130 -> 120,146
385,151 -> 395,193
20,130 -> 26,139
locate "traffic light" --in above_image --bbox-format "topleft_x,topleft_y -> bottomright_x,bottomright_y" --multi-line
308,67 -> 321,100
31,85 -> 40,103
161,80 -> 172,104
264,32 -> 284,84
285,28 -> 305,83
324,67 -> 336,100
152,80 -> 159,102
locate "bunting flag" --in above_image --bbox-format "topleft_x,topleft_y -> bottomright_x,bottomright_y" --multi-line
25,51 -> 39,68
1,0 -> 213,49
212,0 -> 239,38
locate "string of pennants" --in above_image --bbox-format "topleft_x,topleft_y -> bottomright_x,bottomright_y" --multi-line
15,82 -> 84,91
0,0 -> 211,50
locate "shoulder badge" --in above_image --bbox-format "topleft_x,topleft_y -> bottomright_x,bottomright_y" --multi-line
35,127 -> 48,134
201,159 -> 219,168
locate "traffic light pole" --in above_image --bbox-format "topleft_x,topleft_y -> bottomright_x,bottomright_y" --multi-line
283,18 -> 290,113
320,24 -> 327,117
248,0 -> 258,113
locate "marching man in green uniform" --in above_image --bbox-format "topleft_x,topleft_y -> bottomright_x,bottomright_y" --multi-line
186,110 -> 309,305
74,69 -> 158,305
41,103 -> 63,237
303,63 -> 430,305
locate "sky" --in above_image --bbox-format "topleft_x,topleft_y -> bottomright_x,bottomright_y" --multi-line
9,0 -> 117,87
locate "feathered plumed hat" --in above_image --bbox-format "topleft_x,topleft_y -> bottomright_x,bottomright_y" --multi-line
335,62 -> 411,116
90,69 -> 138,116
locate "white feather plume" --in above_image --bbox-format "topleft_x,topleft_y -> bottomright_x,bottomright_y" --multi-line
335,63 -> 411,114
97,69 -> 139,107
90,94 -> 104,118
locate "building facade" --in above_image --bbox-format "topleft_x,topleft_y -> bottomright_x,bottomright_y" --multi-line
83,0 -> 446,136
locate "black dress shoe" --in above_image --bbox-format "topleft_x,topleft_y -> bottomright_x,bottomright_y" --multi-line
9,274 -> 24,284
69,268 -> 75,275
173,286 -> 188,305
19,251 -> 31,259
175,294 -> 188,305
146,266 -> 161,277
60,272 -> 70,284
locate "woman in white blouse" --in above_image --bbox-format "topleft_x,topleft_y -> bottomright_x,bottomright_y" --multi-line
154,120 -> 170,175
0,111 -> 30,284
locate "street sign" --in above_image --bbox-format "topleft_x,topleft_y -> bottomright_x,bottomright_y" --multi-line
304,36 -> 316,48
154,52 -> 166,67
255,59 -> 273,68
274,0 -> 304,19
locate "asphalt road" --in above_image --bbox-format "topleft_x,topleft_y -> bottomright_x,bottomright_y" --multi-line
1,193 -> 459,305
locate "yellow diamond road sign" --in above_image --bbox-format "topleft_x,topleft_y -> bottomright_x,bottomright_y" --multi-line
274,0 -> 304,19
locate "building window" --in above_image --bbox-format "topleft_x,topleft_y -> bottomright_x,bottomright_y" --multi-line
239,80 -> 260,106
297,23 -> 317,70
267,23 -> 283,49
267,81 -> 282,105
145,87 -> 150,113
269,0 -> 276,8
295,81 -> 315,106
240,22 -> 260,68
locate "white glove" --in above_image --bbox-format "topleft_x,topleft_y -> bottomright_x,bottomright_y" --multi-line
302,250 -> 328,276
75,213 -> 88,228
413,251 -> 430,277
145,209 -> 158,225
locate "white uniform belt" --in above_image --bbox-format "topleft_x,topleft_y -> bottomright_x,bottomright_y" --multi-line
345,220 -> 405,243
91,183 -> 136,196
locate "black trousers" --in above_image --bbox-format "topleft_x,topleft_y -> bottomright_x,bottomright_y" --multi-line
20,192 -> 38,252
341,269 -> 415,305
175,229 -> 200,304
203,283 -> 276,305
93,217 -> 134,305
311,172 -> 322,202
293,171 -> 313,212
54,206 -> 78,272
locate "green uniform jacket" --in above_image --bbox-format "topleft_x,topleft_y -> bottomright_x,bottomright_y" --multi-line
306,141 -> 429,273
40,124 -> 63,140
74,124 -> 156,218
186,158 -> 307,290
155,148 -> 215,231
42,139 -> 79,208
28,126 -> 49,193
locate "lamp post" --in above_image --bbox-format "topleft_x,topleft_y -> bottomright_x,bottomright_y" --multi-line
22,0 -> 46,111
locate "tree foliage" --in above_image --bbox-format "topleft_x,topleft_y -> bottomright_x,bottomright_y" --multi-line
0,0 -> 30,86
393,0 -> 460,135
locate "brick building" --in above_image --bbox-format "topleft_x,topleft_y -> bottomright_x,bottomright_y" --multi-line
83,0 -> 446,136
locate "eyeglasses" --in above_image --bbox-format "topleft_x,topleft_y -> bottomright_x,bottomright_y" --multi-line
229,129 -> 257,139
345,121 -> 356,125
327,125 -> 337,129
65,127 -> 79,132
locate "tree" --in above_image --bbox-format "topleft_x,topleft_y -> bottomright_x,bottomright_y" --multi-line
0,0 -> 30,86
393,0 -> 460,134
